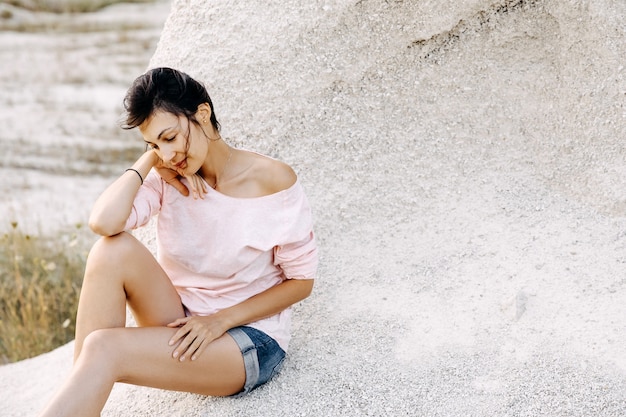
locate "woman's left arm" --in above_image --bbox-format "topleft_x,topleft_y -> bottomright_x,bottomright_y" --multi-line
221,278 -> 315,327
167,279 -> 313,361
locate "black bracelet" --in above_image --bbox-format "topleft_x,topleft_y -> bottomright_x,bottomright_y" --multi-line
125,168 -> 144,185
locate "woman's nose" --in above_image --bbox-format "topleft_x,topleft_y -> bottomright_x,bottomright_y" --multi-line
160,144 -> 176,163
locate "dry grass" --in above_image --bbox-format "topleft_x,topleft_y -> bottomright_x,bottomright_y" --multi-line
0,222 -> 91,364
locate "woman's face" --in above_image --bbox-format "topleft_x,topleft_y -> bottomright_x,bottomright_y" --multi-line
139,110 -> 208,176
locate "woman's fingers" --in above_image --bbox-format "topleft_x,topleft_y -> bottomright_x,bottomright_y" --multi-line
174,330 -> 211,361
170,325 -> 194,359
188,174 -> 207,200
169,178 -> 191,196
178,332 -> 210,362
167,317 -> 223,361
167,317 -> 189,328
190,338 -> 211,361
155,167 -> 190,196
154,167 -> 209,199
168,318 -> 191,345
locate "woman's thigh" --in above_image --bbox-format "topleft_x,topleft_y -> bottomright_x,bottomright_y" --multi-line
82,232 -> 184,326
84,326 -> 245,396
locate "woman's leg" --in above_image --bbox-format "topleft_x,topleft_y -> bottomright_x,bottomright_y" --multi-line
39,232 -> 245,417
74,232 -> 184,361
38,327 -> 245,417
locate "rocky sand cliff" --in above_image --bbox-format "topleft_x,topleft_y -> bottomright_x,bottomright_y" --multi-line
2,0 -> 625,415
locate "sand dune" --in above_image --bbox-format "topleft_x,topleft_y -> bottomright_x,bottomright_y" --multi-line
1,0 -> 625,415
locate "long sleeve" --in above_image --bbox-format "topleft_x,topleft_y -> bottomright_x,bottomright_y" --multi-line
124,170 -> 164,230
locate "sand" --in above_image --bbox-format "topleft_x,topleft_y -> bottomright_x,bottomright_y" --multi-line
1,0 -> 625,416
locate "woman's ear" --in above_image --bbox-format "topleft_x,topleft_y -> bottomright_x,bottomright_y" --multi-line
196,103 -> 212,125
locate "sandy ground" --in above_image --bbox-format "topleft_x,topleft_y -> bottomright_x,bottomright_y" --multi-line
1,0 -> 626,416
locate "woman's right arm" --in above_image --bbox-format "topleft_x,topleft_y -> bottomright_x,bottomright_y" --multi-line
88,150 -> 159,236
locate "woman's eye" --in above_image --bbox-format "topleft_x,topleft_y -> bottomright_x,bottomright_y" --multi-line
145,135 -> 174,150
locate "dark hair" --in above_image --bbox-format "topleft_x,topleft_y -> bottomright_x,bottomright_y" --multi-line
122,67 -> 220,132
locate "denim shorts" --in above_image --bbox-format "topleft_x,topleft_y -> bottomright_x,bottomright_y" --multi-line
226,326 -> 286,396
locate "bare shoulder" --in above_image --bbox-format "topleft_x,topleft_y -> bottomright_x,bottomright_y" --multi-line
238,150 -> 297,195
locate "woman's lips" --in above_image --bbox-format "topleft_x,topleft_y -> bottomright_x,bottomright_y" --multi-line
174,158 -> 187,170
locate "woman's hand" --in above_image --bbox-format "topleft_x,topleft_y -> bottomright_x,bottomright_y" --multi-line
154,160 -> 208,199
166,315 -> 229,361
155,166 -> 190,197
186,172 -> 208,199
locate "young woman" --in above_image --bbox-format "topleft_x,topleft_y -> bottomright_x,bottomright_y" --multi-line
39,67 -> 318,417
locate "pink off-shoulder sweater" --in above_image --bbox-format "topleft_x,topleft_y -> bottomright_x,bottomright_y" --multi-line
124,169 -> 318,351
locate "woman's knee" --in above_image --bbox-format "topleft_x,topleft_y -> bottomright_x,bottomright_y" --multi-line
92,231 -> 138,253
78,329 -> 124,376
80,329 -> 117,363
87,232 -> 142,266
